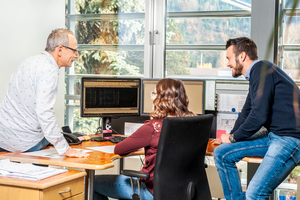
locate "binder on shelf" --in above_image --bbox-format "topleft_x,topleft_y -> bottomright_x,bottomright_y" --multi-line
205,80 -> 217,111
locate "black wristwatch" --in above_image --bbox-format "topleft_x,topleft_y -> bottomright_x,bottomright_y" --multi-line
229,134 -> 236,143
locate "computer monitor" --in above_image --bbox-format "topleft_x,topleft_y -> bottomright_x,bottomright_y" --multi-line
81,77 -> 140,117
80,77 -> 140,131
141,79 -> 205,116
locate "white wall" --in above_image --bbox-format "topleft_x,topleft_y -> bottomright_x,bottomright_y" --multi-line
0,0 -> 65,126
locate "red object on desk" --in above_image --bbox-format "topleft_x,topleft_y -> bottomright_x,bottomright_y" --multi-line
217,130 -> 227,138
103,130 -> 112,133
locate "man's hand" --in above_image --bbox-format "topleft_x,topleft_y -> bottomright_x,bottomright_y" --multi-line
220,134 -> 231,143
211,138 -> 222,145
64,147 -> 89,158
211,134 -> 231,144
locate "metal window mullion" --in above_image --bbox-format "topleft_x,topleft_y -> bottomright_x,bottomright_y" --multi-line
66,105 -> 76,130
167,10 -> 251,18
66,76 -> 76,128
66,0 -> 76,127
67,13 -> 145,21
277,0 -> 284,68
77,44 -> 144,51
284,8 -> 300,16
68,0 -> 76,15
65,95 -> 81,101
166,44 -> 225,51
282,45 -> 300,51
152,0 -> 166,78
144,0 -> 154,78
281,0 -> 292,64
66,10 -> 252,21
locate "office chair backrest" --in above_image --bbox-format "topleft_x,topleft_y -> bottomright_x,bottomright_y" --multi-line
153,114 -> 213,200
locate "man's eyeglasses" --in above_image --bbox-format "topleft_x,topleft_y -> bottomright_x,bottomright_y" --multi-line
62,45 -> 78,53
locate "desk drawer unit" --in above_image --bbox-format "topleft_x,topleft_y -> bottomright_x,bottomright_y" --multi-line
0,170 -> 86,200
65,193 -> 84,200
42,177 -> 84,200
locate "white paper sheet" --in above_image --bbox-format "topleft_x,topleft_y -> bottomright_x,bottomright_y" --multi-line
86,146 -> 115,153
217,112 -> 239,134
23,147 -> 92,158
124,122 -> 144,136
0,159 -> 67,180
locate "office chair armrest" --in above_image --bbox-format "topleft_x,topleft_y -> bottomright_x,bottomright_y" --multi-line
122,170 -> 150,179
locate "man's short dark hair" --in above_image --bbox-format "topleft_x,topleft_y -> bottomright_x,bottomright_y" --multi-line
226,37 -> 258,60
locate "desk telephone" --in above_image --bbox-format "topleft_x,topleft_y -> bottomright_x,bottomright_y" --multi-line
61,126 -> 86,145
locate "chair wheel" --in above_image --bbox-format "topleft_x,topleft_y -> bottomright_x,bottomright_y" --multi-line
132,193 -> 140,200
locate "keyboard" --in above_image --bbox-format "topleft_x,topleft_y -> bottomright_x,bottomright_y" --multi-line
109,136 -> 127,143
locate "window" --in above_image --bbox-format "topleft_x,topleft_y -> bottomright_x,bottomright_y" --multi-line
275,0 -> 300,193
165,0 -> 251,78
278,0 -> 300,80
65,0 -> 252,132
66,0 -> 146,133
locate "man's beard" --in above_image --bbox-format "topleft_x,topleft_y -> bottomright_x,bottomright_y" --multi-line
232,58 -> 243,78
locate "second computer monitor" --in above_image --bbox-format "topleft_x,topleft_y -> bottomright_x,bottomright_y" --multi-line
141,79 -> 205,115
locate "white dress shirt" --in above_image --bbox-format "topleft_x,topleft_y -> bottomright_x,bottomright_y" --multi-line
0,51 -> 69,154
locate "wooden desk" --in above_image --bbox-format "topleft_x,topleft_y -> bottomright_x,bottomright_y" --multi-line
0,170 -> 86,200
206,138 -> 218,156
206,139 -> 264,162
0,138 -> 223,200
0,140 -> 122,200
206,140 -> 280,200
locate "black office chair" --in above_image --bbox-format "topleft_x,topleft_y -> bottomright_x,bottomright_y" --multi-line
122,114 -> 214,200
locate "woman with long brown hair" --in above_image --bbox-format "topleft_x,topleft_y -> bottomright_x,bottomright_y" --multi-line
94,78 -> 195,200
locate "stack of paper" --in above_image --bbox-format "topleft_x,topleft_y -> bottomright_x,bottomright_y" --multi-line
0,159 -> 67,180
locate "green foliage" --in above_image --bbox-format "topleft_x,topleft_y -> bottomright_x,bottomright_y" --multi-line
166,19 -> 192,75
166,51 -> 191,75
73,108 -> 99,134
73,0 -> 144,76
102,51 -> 141,75
166,1 -> 250,70
69,0 -> 145,132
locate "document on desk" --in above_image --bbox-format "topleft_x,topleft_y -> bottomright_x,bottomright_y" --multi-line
217,113 -> 239,134
23,147 -> 92,158
87,145 -> 115,153
124,122 -> 144,136
0,159 -> 67,180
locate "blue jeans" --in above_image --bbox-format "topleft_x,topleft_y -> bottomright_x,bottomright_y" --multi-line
94,175 -> 153,200
27,137 -> 50,151
214,132 -> 300,200
0,137 -> 49,152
